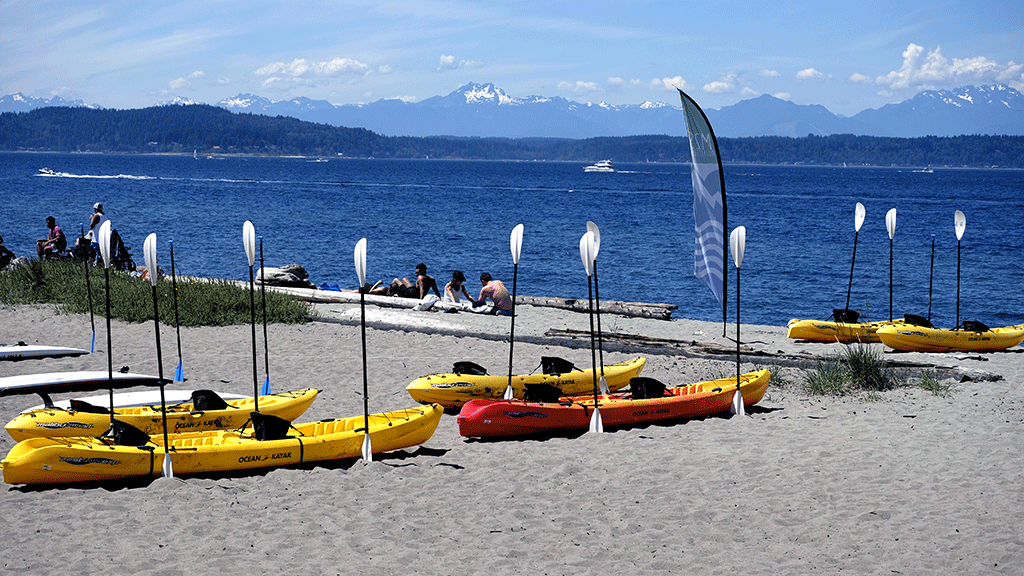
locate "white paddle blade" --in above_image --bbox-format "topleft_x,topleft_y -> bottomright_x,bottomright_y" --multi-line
361,433 -> 372,462
579,232 -> 593,276
354,237 -> 367,287
97,221 -> 113,269
955,210 -> 966,240
731,388 -> 746,416
599,375 -> 610,395
886,208 -> 897,240
854,202 -> 866,232
503,385 -> 514,400
162,451 -> 174,478
143,233 -> 158,287
510,223 -> 524,264
730,226 -> 746,268
242,221 -> 256,266
589,407 -> 603,433
586,221 -> 601,259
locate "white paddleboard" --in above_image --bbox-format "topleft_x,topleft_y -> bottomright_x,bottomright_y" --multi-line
23,389 -> 247,413
0,371 -> 164,398
0,344 -> 90,361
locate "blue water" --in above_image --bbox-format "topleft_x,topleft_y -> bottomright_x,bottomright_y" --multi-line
2,152 -> 1022,328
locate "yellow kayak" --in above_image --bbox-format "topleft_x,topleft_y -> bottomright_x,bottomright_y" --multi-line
876,322 -> 1024,352
5,388 -> 319,441
786,318 -> 900,342
406,356 -> 646,408
2,404 -> 443,485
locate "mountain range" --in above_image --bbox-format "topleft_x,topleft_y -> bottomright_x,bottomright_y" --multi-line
3,83 -> 1022,139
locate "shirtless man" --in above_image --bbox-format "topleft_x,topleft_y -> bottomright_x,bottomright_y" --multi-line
391,263 -> 441,299
475,272 -> 513,316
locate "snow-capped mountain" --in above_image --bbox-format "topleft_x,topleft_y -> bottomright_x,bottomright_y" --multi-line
3,84 -> 1023,139
0,93 -> 98,112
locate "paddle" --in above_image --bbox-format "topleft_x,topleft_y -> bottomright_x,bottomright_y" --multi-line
580,231 -> 602,433
504,224 -> 524,400
97,221 -> 115,426
928,234 -> 936,323
955,210 -> 966,327
169,240 -> 183,382
730,226 -> 746,417
243,221 -> 260,412
886,208 -> 897,322
587,221 -> 609,395
354,237 -> 372,461
844,203 -> 865,313
144,233 -> 173,478
258,236 -> 270,396
81,224 -> 96,353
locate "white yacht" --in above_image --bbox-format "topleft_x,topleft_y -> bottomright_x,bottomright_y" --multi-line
584,160 -> 615,172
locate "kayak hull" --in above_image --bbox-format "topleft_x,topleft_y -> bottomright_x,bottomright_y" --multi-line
457,369 -> 770,438
406,357 -> 646,408
876,323 -> 1024,352
5,388 -> 319,441
786,318 -> 896,343
2,404 -> 443,485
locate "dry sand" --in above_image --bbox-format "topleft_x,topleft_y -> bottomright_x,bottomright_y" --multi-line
1,302 -> 1022,575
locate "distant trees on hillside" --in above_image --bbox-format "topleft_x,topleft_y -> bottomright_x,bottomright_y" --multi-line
2,105 -> 1022,168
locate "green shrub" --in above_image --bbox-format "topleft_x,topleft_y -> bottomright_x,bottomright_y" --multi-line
0,260 -> 310,326
804,343 -> 902,395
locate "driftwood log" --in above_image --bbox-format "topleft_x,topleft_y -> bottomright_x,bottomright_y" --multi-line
515,295 -> 676,320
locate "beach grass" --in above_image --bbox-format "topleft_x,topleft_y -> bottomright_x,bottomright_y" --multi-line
917,370 -> 955,397
804,342 -> 903,395
0,259 -> 311,326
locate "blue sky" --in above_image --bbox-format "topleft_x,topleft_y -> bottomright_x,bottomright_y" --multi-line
2,0 -> 1022,116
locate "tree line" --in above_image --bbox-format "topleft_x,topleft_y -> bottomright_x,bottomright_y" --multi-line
2,104 -> 1022,168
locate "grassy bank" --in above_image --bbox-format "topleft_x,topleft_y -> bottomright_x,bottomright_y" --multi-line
0,260 -> 311,326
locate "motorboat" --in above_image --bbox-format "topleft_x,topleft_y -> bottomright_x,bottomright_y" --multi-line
584,160 -> 614,172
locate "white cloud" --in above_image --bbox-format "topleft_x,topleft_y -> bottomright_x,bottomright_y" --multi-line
796,68 -> 824,80
608,76 -> 641,87
651,76 -> 687,90
871,44 -> 1024,93
741,87 -> 758,96
436,54 -> 484,72
703,80 -> 733,94
759,69 -> 780,77
774,92 -> 791,100
386,95 -> 418,103
849,73 -> 872,84
166,70 -> 206,91
557,80 -> 600,95
255,57 -> 372,79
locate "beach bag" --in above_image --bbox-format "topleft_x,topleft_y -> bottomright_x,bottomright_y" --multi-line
630,377 -> 667,399
832,308 -> 860,323
541,357 -> 576,375
453,361 -> 488,376
110,419 -> 152,446
523,383 -> 563,403
191,390 -> 229,411
903,313 -> 933,328
962,320 -> 990,333
251,411 -> 292,441
413,294 -> 440,311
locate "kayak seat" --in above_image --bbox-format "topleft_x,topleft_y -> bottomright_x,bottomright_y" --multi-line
192,390 -> 230,411
540,356 -> 576,375
251,411 -> 292,441
453,361 -> 488,376
832,308 -> 860,323
69,398 -> 110,414
963,320 -> 990,333
630,377 -> 667,399
109,419 -> 152,446
903,314 -> 933,328
523,383 -> 563,403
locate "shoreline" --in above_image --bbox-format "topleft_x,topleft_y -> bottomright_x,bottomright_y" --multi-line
1,303 -> 1022,574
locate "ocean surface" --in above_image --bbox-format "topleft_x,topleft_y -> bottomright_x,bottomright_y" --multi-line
2,152 -> 1022,328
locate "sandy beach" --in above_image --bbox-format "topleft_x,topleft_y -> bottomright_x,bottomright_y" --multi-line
1,301 -> 1022,575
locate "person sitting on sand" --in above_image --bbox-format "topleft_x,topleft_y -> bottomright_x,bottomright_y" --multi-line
0,234 -> 15,269
475,272 -> 513,316
389,263 -> 441,299
35,216 -> 66,259
444,270 -> 473,303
